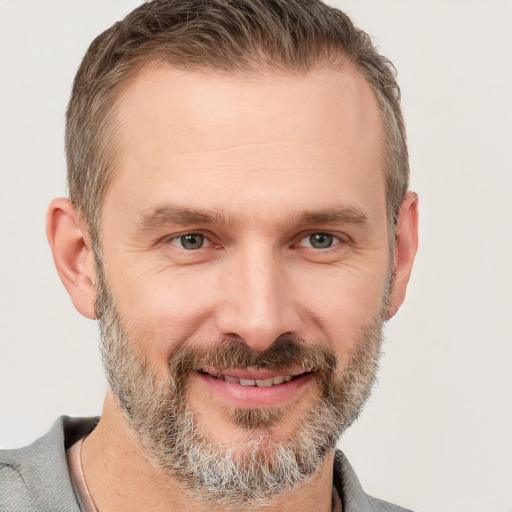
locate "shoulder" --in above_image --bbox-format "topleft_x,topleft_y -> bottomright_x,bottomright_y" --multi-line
0,416 -> 99,512
333,450 -> 415,512
0,459 -> 32,512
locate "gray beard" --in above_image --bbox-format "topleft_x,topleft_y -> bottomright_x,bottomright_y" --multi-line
95,258 -> 386,509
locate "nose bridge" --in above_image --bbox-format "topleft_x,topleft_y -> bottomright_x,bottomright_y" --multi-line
216,241 -> 299,351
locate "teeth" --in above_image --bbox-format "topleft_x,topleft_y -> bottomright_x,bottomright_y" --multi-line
239,378 -> 256,386
217,374 -> 297,387
256,378 -> 274,387
203,368 -> 310,386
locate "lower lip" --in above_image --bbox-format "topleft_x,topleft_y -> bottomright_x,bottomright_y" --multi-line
195,372 -> 314,408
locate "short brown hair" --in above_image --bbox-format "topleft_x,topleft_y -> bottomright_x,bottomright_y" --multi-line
66,0 -> 409,242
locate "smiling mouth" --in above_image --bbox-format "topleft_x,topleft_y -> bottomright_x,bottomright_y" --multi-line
197,369 -> 316,387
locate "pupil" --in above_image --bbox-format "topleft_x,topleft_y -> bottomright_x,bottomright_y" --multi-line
310,233 -> 333,249
181,234 -> 204,249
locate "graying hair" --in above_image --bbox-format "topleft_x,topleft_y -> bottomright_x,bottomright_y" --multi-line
66,0 -> 409,244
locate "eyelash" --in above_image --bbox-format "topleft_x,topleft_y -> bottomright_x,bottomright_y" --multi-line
164,231 -> 347,251
166,232 -> 215,250
294,232 -> 346,250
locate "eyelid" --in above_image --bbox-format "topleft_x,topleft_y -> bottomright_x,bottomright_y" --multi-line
294,231 -> 348,248
159,229 -> 348,250
162,230 -> 216,249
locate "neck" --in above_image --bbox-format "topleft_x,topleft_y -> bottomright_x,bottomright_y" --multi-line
81,393 -> 335,512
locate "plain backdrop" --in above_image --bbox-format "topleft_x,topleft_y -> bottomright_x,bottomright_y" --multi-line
1,1 -> 511,511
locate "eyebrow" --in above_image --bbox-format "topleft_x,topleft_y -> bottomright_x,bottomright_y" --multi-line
136,206 -> 224,231
135,204 -> 369,232
293,207 -> 368,226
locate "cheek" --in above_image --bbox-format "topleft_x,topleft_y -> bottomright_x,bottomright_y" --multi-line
297,265 -> 387,355
110,268 -> 220,368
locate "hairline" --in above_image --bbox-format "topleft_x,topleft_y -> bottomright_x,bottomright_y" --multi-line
86,55 -> 399,253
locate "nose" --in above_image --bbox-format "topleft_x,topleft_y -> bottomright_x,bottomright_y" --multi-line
214,244 -> 302,352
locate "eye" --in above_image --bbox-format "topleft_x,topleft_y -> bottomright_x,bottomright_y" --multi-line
308,233 -> 334,249
298,232 -> 340,249
172,233 -> 207,250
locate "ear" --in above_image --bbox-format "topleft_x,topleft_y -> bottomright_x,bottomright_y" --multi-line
46,198 -> 97,319
386,191 -> 419,320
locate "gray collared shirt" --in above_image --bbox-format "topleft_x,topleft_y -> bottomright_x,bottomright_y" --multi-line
0,416 -> 414,512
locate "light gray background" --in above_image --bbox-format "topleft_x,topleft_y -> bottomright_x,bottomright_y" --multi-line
1,1 -> 511,511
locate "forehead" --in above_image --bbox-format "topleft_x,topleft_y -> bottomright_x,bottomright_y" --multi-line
105,63 -> 385,224
115,62 -> 382,156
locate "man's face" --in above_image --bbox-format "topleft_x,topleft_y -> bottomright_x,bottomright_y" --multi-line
96,63 -> 391,503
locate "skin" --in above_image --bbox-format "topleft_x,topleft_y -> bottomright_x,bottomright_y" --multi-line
47,63 -> 418,512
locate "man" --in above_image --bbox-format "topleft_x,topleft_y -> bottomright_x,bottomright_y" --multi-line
0,1 -> 418,511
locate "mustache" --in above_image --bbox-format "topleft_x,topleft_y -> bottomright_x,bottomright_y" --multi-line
168,334 -> 337,379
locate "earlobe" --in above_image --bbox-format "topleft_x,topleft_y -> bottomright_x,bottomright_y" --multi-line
46,198 -> 97,319
386,191 -> 419,320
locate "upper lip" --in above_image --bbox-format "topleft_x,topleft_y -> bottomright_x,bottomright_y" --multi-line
198,367 -> 314,380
